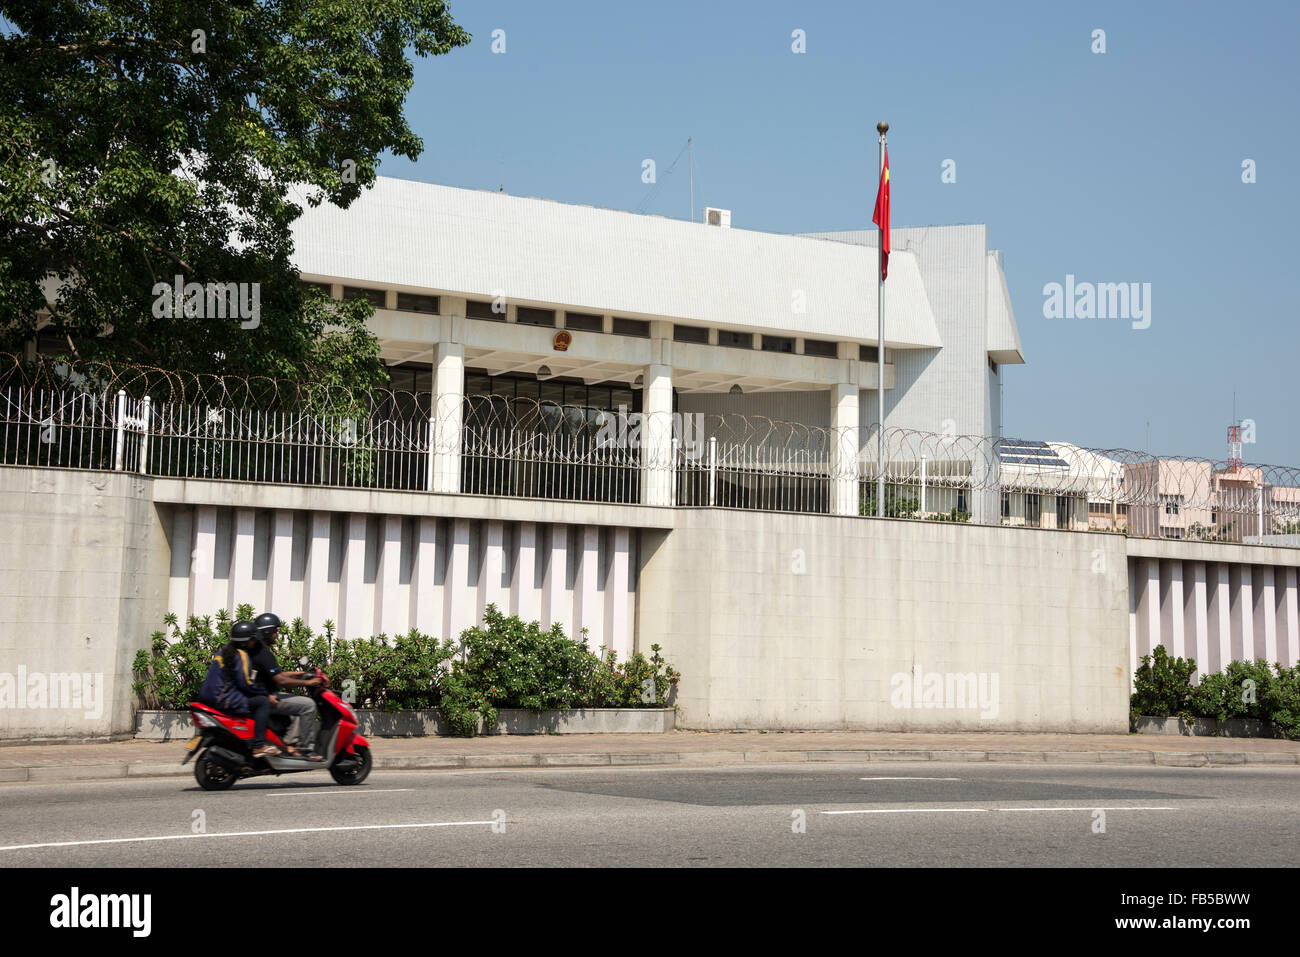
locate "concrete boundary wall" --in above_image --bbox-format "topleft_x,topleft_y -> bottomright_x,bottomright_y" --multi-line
1129,556 -> 1300,679
0,469 -> 169,740
164,505 -> 639,652
637,509 -> 1132,732
6,465 -> 1300,741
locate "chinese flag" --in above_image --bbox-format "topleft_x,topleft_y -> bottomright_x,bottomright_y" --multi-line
872,147 -> 890,280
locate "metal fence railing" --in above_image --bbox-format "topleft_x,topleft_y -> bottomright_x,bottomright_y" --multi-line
3,375 -> 1300,547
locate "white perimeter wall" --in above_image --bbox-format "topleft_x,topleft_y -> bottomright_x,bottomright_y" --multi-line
638,509 -> 1132,732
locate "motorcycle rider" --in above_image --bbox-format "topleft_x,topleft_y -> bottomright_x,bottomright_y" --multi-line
197,620 -> 281,758
250,612 -> 325,760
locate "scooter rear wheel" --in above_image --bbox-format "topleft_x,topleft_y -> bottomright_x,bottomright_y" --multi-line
194,752 -> 238,791
329,745 -> 372,785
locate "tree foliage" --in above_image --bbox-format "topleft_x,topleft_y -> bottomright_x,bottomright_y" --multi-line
0,0 -> 469,385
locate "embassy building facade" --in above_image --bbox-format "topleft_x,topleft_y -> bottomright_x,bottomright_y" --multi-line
290,177 -> 1025,520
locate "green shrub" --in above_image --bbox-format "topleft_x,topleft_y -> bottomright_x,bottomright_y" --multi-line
1131,645 -> 1300,740
440,605 -> 681,736
133,604 -> 681,737
1131,645 -> 1198,721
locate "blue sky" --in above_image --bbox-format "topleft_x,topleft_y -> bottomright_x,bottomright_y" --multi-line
390,0 -> 1300,464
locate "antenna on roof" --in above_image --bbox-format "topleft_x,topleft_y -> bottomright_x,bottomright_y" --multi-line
689,136 -> 694,222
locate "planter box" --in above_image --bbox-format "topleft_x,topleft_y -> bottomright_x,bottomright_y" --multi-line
135,707 -> 675,740
1134,715 -> 1286,738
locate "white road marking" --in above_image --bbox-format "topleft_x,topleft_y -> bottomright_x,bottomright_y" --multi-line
823,806 -> 1178,815
993,806 -> 1178,812
263,788 -> 412,797
859,777 -> 962,781
0,820 -> 496,852
823,808 -> 988,815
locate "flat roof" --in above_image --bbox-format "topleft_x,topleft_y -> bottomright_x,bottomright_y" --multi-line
290,177 -> 944,349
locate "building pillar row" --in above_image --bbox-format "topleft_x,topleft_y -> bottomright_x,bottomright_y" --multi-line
430,339 -> 464,494
641,363 -> 674,507
829,382 -> 860,516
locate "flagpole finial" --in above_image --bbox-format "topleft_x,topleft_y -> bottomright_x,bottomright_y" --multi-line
877,121 -> 889,135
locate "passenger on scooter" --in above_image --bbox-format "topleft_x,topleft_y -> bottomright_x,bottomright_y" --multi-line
250,612 -> 325,761
197,620 -> 282,758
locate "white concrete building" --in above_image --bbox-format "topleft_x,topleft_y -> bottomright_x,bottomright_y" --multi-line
289,177 -> 1025,524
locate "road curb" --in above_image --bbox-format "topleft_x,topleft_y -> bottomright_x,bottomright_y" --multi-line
2,747 -> 1297,784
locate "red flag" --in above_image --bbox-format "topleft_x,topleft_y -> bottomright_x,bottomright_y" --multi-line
872,147 -> 890,280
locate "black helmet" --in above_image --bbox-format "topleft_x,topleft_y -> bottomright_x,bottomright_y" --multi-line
230,621 -> 258,646
253,612 -> 282,637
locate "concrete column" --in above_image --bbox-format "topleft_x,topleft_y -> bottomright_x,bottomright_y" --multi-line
1187,561 -> 1209,679
576,526 -> 602,648
544,524 -> 571,633
1161,560 -> 1185,660
1128,559 -> 1138,693
641,364 -> 674,507
1230,565 -> 1254,662
303,513 -> 333,634
605,527 -> 631,660
339,514 -> 369,640
430,341 -> 464,494
229,508 -> 256,613
1254,565 -> 1277,664
376,515 -> 407,636
410,517 -> 441,636
829,383 -> 860,516
268,511 -> 297,622
444,518 -> 473,645
1281,567 -> 1300,668
1207,563 -> 1232,674
1136,557 -> 1161,661
168,506 -> 194,626
512,523 -> 541,624
190,505 -> 218,620
478,520 -> 506,619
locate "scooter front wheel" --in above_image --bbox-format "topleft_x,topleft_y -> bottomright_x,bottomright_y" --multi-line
194,752 -> 238,791
329,745 -> 372,786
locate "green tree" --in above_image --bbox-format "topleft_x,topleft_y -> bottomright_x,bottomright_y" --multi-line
0,0 -> 469,387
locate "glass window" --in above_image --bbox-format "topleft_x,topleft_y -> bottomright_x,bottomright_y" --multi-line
673,325 -> 709,344
612,318 -> 649,338
803,339 -> 838,358
761,336 -> 795,353
343,286 -> 386,308
516,306 -> 555,327
467,299 -> 504,320
564,312 -> 603,332
396,293 -> 439,314
718,330 -> 753,349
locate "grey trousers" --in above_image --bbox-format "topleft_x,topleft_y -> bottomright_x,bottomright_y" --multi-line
272,694 -> 318,751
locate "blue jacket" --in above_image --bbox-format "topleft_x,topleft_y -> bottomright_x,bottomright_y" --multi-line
197,646 -> 264,715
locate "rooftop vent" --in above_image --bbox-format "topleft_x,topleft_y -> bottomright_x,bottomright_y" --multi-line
704,207 -> 731,228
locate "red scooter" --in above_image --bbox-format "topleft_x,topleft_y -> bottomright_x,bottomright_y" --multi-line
183,667 -> 372,790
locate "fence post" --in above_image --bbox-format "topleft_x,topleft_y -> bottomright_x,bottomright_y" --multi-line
138,396 -> 152,475
920,454 -> 927,517
671,437 -> 679,506
113,389 -> 126,471
708,436 -> 717,507
1258,485 -> 1265,541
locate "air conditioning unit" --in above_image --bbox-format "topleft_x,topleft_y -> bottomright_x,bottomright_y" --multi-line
704,207 -> 731,228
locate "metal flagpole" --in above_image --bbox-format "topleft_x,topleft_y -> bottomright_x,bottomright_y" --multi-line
876,121 -> 888,518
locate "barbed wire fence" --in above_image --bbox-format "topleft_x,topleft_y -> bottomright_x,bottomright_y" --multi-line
3,353 -> 1299,544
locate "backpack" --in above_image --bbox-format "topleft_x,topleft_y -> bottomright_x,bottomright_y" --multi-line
197,648 -> 253,715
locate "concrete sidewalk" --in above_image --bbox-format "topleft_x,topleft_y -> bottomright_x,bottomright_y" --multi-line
2,730 -> 1299,782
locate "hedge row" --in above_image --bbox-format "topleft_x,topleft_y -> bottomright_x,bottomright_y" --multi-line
1130,645 -> 1300,738
132,604 -> 680,737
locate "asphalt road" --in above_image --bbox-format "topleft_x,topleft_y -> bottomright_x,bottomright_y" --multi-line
2,762 -> 1298,867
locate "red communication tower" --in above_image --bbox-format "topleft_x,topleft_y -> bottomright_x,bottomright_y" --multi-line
1227,425 -> 1243,471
